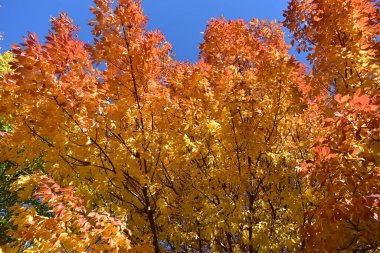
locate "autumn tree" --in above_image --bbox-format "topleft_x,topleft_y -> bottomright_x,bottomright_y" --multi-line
0,0 -> 379,252
284,0 -> 380,251
0,51 -> 20,246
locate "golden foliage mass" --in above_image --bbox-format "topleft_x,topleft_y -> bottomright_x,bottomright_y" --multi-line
0,0 -> 379,252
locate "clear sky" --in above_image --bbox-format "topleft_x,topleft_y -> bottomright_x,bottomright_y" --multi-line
0,0 -> 293,63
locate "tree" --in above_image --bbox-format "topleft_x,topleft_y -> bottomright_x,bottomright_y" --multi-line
0,52 -> 14,74
5,175 -> 130,252
0,50 -> 130,252
284,0 -> 380,251
0,0 -> 378,252
0,51 -> 19,246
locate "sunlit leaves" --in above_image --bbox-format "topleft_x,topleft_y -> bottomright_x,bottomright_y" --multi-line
6,176 -> 131,252
1,0 -> 379,252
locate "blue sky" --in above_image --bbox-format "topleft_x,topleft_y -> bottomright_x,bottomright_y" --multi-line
0,0 -> 293,63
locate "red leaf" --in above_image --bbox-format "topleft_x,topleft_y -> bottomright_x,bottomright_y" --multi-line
59,186 -> 74,192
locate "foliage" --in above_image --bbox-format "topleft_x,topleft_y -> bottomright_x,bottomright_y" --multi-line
0,52 -> 14,74
0,0 -> 379,252
4,175 -> 130,252
0,159 -> 50,247
0,52 -> 19,246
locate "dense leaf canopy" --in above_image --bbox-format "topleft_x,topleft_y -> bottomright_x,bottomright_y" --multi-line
0,0 -> 379,252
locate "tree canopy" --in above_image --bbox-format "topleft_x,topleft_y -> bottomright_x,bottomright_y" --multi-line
0,0 -> 379,252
